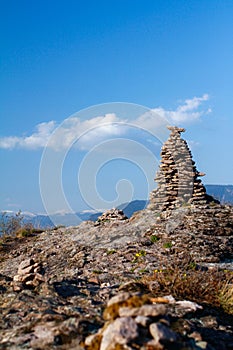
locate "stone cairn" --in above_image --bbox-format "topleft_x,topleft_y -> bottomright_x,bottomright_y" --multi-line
12,258 -> 44,291
148,126 -> 217,212
85,292 -> 203,350
95,208 -> 128,225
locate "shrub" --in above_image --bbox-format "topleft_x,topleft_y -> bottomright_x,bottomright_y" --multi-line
0,211 -> 23,236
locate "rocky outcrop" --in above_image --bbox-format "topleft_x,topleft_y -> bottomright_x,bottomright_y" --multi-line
0,212 -> 233,349
148,126 -> 218,212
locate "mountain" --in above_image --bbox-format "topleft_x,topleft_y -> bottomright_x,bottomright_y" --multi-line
205,184 -> 233,204
1,185 -> 232,233
117,200 -> 148,217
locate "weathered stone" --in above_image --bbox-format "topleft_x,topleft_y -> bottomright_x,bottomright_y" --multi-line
135,315 -> 150,327
107,292 -> 131,307
18,258 -> 34,270
149,322 -> 177,345
18,264 -> 34,275
119,304 -> 166,317
100,317 -> 138,350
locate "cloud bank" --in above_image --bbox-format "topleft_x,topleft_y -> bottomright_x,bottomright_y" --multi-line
0,94 -> 210,150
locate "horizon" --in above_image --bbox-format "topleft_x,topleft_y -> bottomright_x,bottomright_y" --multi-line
1,1 -> 233,214
1,185 -> 233,216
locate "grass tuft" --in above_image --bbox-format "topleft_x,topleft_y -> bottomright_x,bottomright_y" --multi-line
141,255 -> 233,313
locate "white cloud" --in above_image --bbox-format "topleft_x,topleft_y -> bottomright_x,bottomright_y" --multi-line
0,95 -> 210,150
0,121 -> 56,150
152,94 -> 210,123
47,113 -> 124,151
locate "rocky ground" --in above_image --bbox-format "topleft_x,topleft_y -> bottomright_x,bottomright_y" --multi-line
1,205 -> 233,349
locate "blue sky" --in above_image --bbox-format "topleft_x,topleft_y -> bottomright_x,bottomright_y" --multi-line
0,0 -> 233,214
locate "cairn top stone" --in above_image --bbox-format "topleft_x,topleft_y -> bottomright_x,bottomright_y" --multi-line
167,125 -> 186,134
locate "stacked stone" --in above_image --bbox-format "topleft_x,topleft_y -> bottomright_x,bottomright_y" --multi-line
148,126 -> 212,212
12,258 -> 44,291
96,208 -> 128,225
85,292 -> 203,350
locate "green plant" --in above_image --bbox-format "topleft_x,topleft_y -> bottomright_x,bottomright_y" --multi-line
150,235 -> 160,243
163,242 -> 172,249
132,250 -> 147,264
135,250 -> 146,257
188,261 -> 197,270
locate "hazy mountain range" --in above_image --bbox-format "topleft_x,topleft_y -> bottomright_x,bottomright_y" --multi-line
1,185 -> 232,231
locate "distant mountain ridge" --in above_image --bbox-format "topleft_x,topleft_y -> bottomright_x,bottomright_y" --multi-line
0,185 -> 232,232
205,184 -> 233,204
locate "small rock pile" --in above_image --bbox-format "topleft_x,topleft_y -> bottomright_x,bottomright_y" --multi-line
84,292 -> 209,350
148,126 -> 217,212
12,258 -> 44,291
95,208 -> 128,225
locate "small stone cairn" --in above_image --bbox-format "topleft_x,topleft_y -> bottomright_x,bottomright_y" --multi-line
85,292 -> 203,350
12,258 -> 44,291
95,208 -> 128,225
148,126 -> 217,212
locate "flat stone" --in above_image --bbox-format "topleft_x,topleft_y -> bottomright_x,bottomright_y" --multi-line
18,264 -> 34,275
18,258 -> 34,270
119,304 -> 166,317
107,292 -> 131,307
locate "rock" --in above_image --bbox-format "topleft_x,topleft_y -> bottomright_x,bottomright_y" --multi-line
107,292 -> 131,307
175,300 -> 203,313
11,257 -> 44,291
119,304 -> 166,317
85,332 -> 102,347
18,258 -> 34,270
149,322 -> 177,345
18,264 -> 34,275
135,315 -> 150,327
100,317 -> 138,350
103,294 -> 151,320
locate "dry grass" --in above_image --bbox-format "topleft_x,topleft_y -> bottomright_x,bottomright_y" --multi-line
219,280 -> 233,314
141,255 -> 233,314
